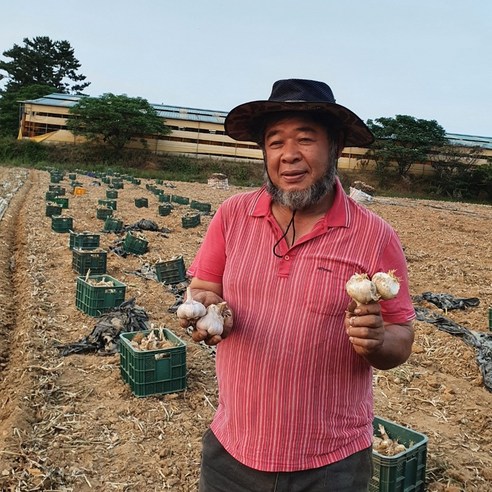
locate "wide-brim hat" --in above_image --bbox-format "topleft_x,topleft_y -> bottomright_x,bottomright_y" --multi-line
224,78 -> 374,148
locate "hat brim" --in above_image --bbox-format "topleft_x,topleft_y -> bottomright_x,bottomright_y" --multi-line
224,100 -> 374,148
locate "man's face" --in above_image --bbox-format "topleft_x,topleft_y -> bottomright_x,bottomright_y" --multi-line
263,114 -> 339,210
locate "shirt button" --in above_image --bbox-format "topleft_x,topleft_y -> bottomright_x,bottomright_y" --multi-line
284,255 -> 290,260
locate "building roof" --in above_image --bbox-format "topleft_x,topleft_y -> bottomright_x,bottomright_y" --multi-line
22,93 -> 492,148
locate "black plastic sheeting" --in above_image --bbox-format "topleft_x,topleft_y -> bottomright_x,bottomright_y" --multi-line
57,298 -> 149,356
414,292 -> 480,311
414,297 -> 492,392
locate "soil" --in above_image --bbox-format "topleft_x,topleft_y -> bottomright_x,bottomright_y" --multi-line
0,166 -> 491,492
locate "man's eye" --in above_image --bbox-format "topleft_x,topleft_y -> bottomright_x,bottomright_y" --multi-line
268,140 -> 282,148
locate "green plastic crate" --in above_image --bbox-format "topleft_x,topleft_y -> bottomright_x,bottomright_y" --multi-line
158,193 -> 171,203
72,249 -> 107,275
75,274 -> 126,317
181,213 -> 201,228
96,207 -> 113,220
53,197 -> 69,209
158,204 -> 173,216
135,197 -> 148,208
45,203 -> 62,217
69,232 -> 100,250
48,185 -> 65,195
51,215 -> 73,233
190,200 -> 212,214
103,217 -> 124,233
45,191 -> 58,201
98,199 -> 117,210
68,173 -> 77,180
154,256 -> 186,284
123,232 -> 148,255
106,189 -> 118,199
171,195 -> 190,205
370,416 -> 428,492
119,328 -> 186,397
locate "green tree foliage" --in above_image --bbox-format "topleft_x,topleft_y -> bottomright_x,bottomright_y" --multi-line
66,93 -> 170,152
365,115 -> 447,179
0,84 -> 56,137
429,144 -> 488,199
0,36 -> 89,93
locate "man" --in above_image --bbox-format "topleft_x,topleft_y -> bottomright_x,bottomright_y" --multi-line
181,79 -> 415,491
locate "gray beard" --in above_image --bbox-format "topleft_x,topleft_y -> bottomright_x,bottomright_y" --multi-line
264,159 -> 337,211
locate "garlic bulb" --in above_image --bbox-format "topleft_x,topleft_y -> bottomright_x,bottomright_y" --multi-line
176,286 -> 207,321
345,273 -> 380,305
372,271 -> 400,300
196,302 -> 229,336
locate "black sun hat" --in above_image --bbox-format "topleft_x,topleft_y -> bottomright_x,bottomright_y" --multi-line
224,78 -> 374,147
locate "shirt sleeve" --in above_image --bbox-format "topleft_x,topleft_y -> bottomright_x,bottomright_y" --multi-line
187,206 -> 227,284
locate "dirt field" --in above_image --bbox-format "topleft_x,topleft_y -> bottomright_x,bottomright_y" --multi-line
0,166 -> 491,492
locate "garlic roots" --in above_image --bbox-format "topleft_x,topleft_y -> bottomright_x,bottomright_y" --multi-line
176,286 -> 207,321
346,271 -> 400,305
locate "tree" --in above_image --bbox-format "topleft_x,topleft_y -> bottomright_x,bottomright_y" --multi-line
364,115 -> 447,179
0,36 -> 89,93
66,93 -> 170,152
0,84 -> 56,137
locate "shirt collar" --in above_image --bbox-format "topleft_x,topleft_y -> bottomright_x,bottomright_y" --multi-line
251,178 -> 350,228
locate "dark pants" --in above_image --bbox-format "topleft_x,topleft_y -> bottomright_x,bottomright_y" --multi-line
199,429 -> 373,492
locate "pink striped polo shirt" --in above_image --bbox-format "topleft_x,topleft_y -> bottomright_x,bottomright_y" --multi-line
188,178 -> 415,472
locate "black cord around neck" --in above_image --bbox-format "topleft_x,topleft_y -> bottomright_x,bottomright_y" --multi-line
273,209 -> 296,258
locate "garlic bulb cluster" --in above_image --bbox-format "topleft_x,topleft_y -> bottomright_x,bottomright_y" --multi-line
373,424 -> 406,456
176,287 -> 207,321
177,287 -> 230,336
346,271 -> 400,305
131,327 -> 174,351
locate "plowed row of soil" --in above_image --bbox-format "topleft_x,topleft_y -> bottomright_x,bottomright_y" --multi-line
0,166 -> 491,491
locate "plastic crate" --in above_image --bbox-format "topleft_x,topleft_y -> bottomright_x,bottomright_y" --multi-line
190,200 -> 212,214
171,195 -> 190,205
96,207 -> 114,220
68,173 -> 77,180
103,217 -> 124,233
51,215 -> 73,233
98,199 -> 117,210
45,191 -> 58,201
158,193 -> 171,203
48,185 -> 65,195
72,249 -> 107,275
119,328 -> 187,397
181,213 -> 201,228
69,232 -> 100,250
45,203 -> 62,217
53,197 -> 69,209
73,187 -> 87,196
106,189 -> 118,199
370,416 -> 428,492
123,232 -> 148,255
75,274 -> 126,317
135,198 -> 148,208
158,204 -> 173,216
155,256 -> 186,284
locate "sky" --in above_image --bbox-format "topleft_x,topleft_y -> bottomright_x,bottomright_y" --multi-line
1,0 -> 491,137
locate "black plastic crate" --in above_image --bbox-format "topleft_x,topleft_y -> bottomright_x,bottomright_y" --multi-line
51,215 -> 73,233
72,248 -> 107,275
154,256 -> 186,284
119,328 -> 186,397
69,232 -> 100,250
75,274 -> 126,317
370,416 -> 428,492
